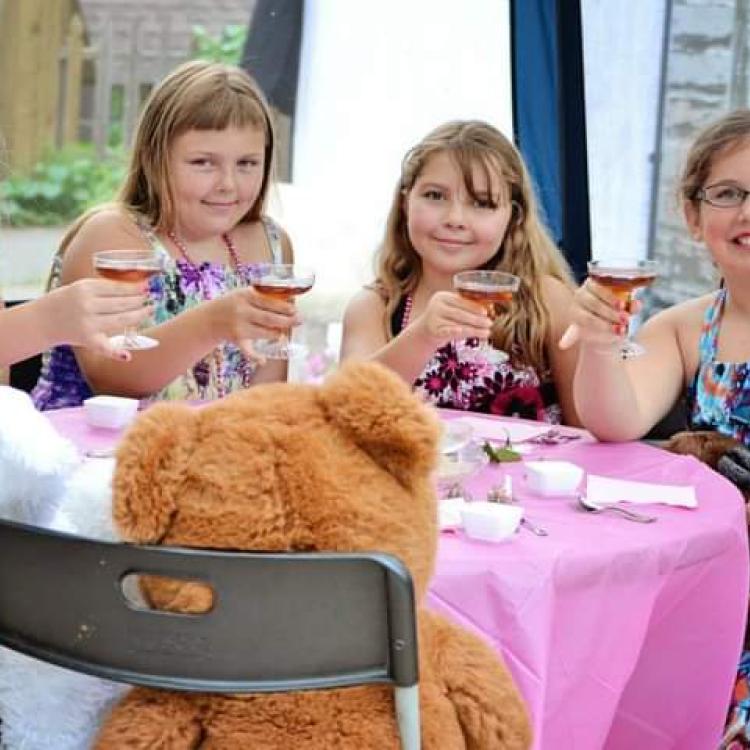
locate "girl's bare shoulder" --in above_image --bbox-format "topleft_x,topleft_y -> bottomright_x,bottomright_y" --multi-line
344,286 -> 388,319
234,217 -> 293,262
650,292 -> 715,331
69,206 -> 143,248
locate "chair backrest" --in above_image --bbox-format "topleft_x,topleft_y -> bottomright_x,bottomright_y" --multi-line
0,518 -> 421,748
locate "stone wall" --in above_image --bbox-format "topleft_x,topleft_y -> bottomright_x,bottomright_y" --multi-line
650,0 -> 743,308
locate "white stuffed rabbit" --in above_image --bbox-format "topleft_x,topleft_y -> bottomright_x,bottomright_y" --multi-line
0,387 -> 125,750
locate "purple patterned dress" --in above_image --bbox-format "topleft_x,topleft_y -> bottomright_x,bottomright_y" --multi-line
31,217 -> 284,410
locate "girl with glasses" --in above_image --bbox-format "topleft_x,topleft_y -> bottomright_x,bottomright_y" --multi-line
567,109 -> 750,447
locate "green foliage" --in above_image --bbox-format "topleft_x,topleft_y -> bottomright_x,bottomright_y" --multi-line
0,144 -> 125,227
191,24 -> 248,65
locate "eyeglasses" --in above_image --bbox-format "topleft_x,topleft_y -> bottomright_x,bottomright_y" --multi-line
695,183 -> 750,208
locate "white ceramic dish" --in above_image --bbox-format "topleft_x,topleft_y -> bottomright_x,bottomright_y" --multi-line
525,460 -> 584,496
461,502 -> 523,542
83,395 -> 139,430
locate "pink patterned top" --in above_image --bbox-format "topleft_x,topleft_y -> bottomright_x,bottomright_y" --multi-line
392,293 -> 561,422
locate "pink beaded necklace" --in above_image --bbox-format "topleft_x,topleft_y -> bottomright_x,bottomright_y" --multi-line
167,230 -> 241,271
166,229 -> 251,397
401,292 -> 415,329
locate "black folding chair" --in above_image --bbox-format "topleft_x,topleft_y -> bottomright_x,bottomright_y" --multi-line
0,519 -> 420,749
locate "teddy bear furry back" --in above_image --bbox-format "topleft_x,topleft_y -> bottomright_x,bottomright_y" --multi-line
0,387 -> 126,750
95,361 -> 532,749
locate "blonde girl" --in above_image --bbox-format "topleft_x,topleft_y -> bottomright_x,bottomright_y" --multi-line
32,60 -> 297,410
341,120 -> 579,423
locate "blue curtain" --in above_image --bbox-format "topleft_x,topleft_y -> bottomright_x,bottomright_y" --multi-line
511,0 -> 591,280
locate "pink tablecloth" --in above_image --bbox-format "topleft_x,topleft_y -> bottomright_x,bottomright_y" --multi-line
47,407 -> 749,750
431,412 -> 749,750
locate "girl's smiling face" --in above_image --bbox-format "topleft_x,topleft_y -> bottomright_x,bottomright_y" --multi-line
168,125 -> 266,241
685,139 -> 750,276
404,151 -> 513,281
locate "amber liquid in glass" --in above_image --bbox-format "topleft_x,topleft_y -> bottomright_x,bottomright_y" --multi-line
457,286 -> 514,318
97,266 -> 161,283
589,271 -> 656,300
252,281 -> 314,300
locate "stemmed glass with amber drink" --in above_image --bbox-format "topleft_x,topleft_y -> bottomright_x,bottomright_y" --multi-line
587,258 -> 659,359
251,264 -> 315,359
453,270 -> 520,363
93,249 -> 163,350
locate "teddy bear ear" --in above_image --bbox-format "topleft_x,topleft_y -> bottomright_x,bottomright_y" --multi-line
319,361 -> 441,484
113,402 -> 196,543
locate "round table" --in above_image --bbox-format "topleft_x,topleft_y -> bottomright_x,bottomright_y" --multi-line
47,406 -> 749,750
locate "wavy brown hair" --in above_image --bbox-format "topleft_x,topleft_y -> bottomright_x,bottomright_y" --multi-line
55,60 -> 275,260
375,120 -> 573,372
680,109 -> 750,206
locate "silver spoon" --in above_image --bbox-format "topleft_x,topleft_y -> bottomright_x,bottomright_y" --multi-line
520,517 -> 549,537
577,494 -> 657,523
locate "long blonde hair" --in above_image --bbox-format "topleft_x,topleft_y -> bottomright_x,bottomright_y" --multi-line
56,60 -> 275,259
376,120 -> 573,372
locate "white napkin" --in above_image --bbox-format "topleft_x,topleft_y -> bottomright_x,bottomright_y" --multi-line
586,474 -> 697,509
450,417 -> 551,444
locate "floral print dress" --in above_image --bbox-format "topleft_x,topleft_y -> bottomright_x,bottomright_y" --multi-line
688,288 -> 750,446
31,216 -> 283,410
392,294 -> 561,422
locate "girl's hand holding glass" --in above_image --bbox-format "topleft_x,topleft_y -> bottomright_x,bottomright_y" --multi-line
413,290 -> 493,344
212,284 -> 301,361
563,268 -> 649,354
50,278 -> 153,361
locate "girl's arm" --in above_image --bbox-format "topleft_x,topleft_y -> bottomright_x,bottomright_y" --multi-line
340,288 -> 491,383
541,275 -> 581,426
61,210 -> 297,397
571,292 -> 687,441
0,279 -> 149,366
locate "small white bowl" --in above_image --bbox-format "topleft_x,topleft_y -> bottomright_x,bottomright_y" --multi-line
525,460 -> 584,496
461,502 -> 523,542
83,395 -> 139,430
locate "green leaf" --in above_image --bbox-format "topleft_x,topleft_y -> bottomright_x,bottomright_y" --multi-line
482,440 -> 522,463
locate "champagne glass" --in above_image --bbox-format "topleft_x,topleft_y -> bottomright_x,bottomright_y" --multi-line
251,264 -> 315,359
453,270 -> 520,363
93,249 -> 163,350
587,258 -> 659,359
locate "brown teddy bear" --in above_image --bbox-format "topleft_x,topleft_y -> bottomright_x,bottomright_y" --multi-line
94,361 -> 532,749
664,429 -> 750,522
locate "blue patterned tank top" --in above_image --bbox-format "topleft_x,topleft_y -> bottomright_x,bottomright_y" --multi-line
687,288 -> 750,446
31,216 -> 284,410
392,294 -> 561,422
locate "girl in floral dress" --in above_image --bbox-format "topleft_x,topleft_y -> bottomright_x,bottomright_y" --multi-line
340,120 -> 580,424
32,60 -> 298,409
